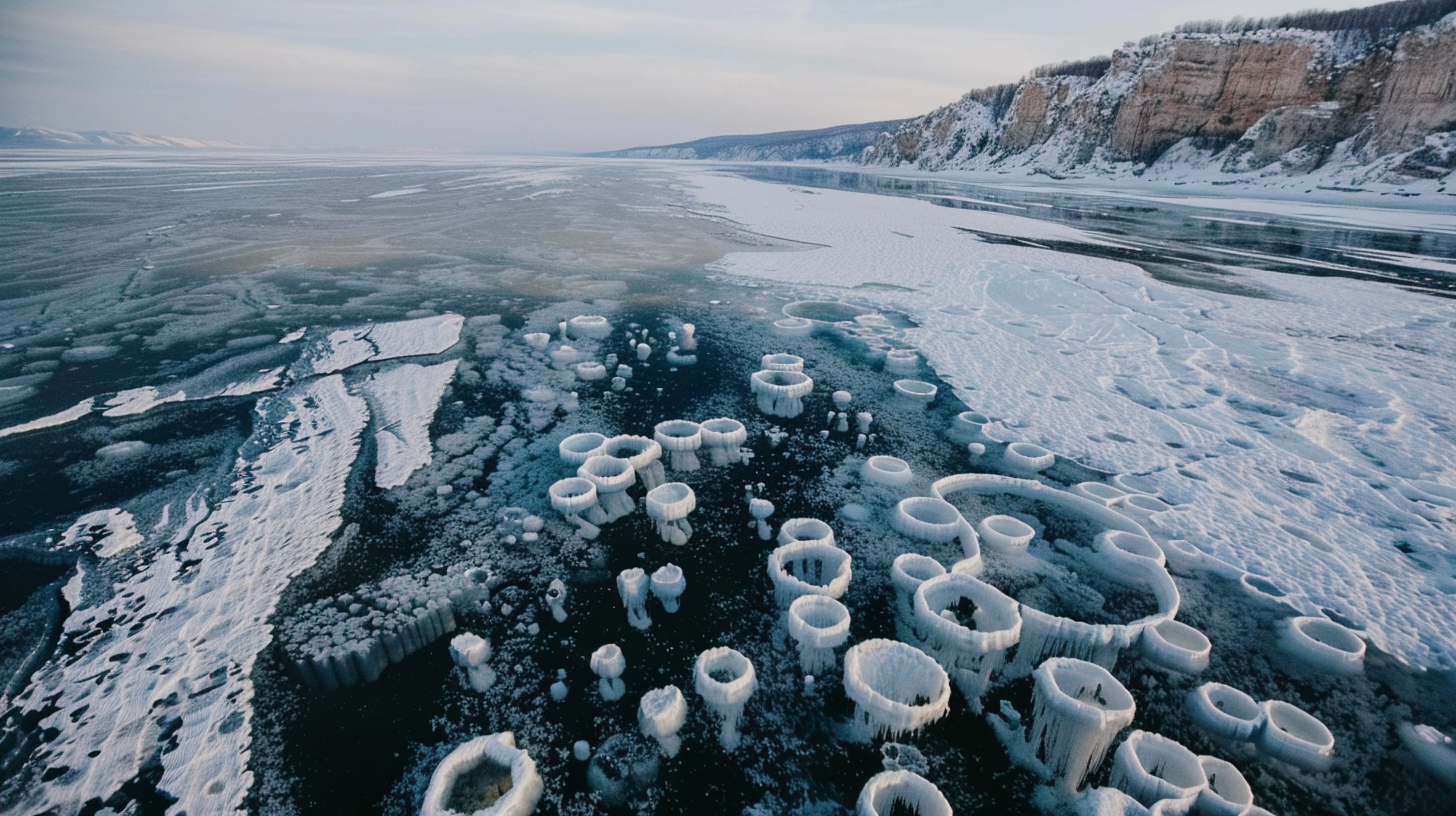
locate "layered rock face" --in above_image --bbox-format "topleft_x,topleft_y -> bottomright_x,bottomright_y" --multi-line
861,11 -> 1456,182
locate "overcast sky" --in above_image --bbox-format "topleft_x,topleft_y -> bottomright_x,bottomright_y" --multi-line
0,0 -> 1375,152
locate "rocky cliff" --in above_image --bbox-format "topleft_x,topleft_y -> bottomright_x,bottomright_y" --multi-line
860,2 -> 1456,184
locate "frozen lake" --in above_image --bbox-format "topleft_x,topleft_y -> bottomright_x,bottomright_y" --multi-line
0,153 -> 1453,816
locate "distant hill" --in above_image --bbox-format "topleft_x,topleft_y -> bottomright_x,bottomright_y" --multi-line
0,127 -> 253,149
594,120 -> 904,161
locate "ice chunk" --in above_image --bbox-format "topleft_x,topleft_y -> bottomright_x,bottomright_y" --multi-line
892,379 -> 936,408
617,568 -> 652,630
1025,657 -> 1136,793
694,647 -> 757,752
699,417 -> 748,466
751,369 -> 813,418
303,314 -> 463,376
420,732 -> 542,816
645,482 -> 696,545
579,455 -> 637,522
450,633 -> 498,693
602,435 -> 665,491
1398,723 -> 1456,787
855,770 -> 952,816
590,644 -> 627,701
575,361 -> 607,381
0,397 -> 93,439
786,595 -> 851,674
1110,730 -> 1207,807
654,420 -> 703,472
749,498 -> 775,540
638,685 -> 689,758
883,349 -> 920,375
843,639 -> 951,743
1256,700 -> 1335,771
362,360 -> 458,489
567,315 -> 611,339
649,563 -> 686,613
913,572 -> 1021,712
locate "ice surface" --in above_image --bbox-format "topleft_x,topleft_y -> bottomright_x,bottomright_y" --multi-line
362,360 -> 459,489
419,732 -> 543,816
687,168 -> 1456,669
0,397 -> 92,438
297,313 -> 464,377
58,508 -> 142,558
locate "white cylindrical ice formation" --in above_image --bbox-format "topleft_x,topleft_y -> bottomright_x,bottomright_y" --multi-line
1281,616 -> 1366,675
678,323 -> 697,351
548,477 -> 603,540
523,332 -> 551,350
1026,657 -> 1137,793
950,410 -> 990,442
769,524 -> 852,606
1070,481 -> 1128,506
761,352 -> 805,372
1186,682 -> 1265,743
1139,619 -> 1211,674
977,514 -> 1035,554
575,361 -> 607,381
751,369 -> 814,419
891,498 -> 980,568
617,568 -> 653,631
558,432 -> 607,467
884,349 -> 920,375
855,770 -> 952,816
1397,723 -> 1456,787
771,316 -> 814,336
1256,700 -> 1335,771
603,435 -> 666,491
694,647 -> 757,752
1095,530 -> 1166,569
654,420 -> 703,472
862,455 -> 914,488
645,482 -> 696,545
567,314 -> 612,339
578,455 -> 637,522
699,417 -> 748,466
749,498 -> 775,540
449,633 -> 498,693
786,595 -> 851,674
590,643 -> 627,702
913,572 -> 1022,712
843,639 -> 952,743
638,685 -> 689,758
1197,755 -> 1256,816
892,379 -> 936,408
420,732 -> 543,816
636,343 -> 652,361
545,579 -> 568,623
890,553 -> 946,646
832,390 -> 853,410
1004,442 -> 1055,473
1111,730 -> 1208,807
650,563 -> 687,613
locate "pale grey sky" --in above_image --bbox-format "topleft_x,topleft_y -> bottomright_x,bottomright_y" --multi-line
0,0 -> 1375,152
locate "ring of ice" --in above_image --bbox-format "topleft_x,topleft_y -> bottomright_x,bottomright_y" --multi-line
786,595 -> 852,674
930,474 -> 1179,673
977,514 -> 1035,554
1115,493 -> 1173,515
892,379 -> 937,407
548,476 -> 603,539
884,349 -> 920,375
645,482 -> 696,545
578,455 -> 637,522
649,563 -> 687,613
1110,730 -> 1208,807
891,498 -> 979,567
420,732 -> 544,816
855,770 -> 952,816
842,638 -> 952,742
590,643 -> 627,702
694,647 -> 757,752
891,553 -> 947,646
862,455 -> 914,487
638,685 -> 689,758
617,568 -> 653,631
1025,657 -> 1136,792
761,352 -> 805,372
1095,530 -> 1166,569
1256,700 -> 1336,771
523,331 -> 551,350
566,315 -> 612,339
558,432 -> 608,467
1139,619 -> 1212,674
1397,723 -> 1456,787
1069,481 -> 1128,505
1281,616 -> 1366,675
1004,442 -> 1055,473
1197,754 -> 1256,816
950,410 -> 990,442
653,420 -> 703,472
574,361 -> 607,381
1186,682 -> 1265,742
751,369 -> 814,419
768,534 -> 853,606
771,317 -> 814,337
913,572 -> 1022,711
699,417 -> 748,465
602,434 -> 666,491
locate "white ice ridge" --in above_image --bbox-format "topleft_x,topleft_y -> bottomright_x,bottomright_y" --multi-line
361,360 -> 459,488
684,168 -> 1456,669
58,508 -> 143,558
299,313 -> 465,376
0,397 -> 92,438
420,732 -> 544,816
8,374 -> 367,815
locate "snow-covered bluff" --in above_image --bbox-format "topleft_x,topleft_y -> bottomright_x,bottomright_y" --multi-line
860,12 -> 1456,185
